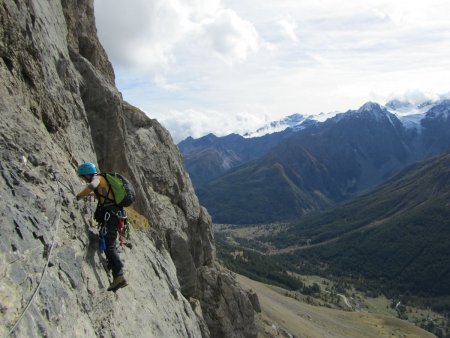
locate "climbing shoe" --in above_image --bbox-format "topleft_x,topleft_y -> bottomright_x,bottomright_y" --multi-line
107,275 -> 128,292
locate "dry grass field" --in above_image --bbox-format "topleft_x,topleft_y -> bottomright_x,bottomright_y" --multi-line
237,275 -> 435,338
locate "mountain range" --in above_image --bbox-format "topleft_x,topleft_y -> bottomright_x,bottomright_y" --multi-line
179,99 -> 450,224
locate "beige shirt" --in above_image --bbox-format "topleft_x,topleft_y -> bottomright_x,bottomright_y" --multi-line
77,175 -> 114,204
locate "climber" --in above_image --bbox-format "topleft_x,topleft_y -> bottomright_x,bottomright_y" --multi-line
76,162 -> 128,292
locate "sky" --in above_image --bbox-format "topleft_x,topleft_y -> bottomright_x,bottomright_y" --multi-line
94,0 -> 450,143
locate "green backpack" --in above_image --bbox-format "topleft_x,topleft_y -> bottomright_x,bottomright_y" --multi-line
100,173 -> 136,207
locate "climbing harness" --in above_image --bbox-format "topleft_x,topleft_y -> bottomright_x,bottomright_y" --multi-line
96,208 -> 130,254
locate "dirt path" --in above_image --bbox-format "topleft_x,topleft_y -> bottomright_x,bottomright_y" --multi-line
237,275 -> 434,338
338,293 -> 352,310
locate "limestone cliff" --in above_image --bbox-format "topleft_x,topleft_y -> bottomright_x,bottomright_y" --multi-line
0,0 -> 258,337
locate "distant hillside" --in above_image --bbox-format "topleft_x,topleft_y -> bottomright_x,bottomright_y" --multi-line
178,130 -> 293,187
420,103 -> 450,156
197,145 -> 337,224
267,152 -> 450,299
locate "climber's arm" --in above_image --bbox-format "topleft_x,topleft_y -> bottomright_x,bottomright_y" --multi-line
76,176 -> 100,200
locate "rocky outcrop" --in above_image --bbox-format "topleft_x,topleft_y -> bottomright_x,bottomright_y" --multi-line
0,0 -> 257,337
197,266 -> 260,338
122,101 -> 257,337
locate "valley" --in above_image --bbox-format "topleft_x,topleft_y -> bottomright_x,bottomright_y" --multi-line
216,225 -> 449,337
214,155 -> 450,338
215,212 -> 450,337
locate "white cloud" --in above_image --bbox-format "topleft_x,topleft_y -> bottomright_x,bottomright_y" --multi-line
95,0 -> 259,71
156,108 -> 267,142
200,9 -> 259,64
153,75 -> 178,91
95,0 -> 450,142
384,90 -> 448,106
277,16 -> 299,42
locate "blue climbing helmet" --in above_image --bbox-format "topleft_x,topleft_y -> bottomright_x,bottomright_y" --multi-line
77,162 -> 98,176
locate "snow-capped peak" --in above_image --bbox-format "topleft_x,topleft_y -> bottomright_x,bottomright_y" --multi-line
244,113 -> 308,138
359,102 -> 384,113
242,99 -> 444,139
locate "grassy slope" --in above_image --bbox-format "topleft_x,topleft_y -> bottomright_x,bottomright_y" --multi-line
270,153 -> 449,245
267,153 -> 450,298
198,145 -> 336,224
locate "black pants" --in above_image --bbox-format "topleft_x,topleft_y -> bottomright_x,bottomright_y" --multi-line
96,205 -> 124,278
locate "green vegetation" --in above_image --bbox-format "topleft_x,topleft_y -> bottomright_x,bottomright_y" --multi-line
274,198 -> 450,297
257,154 -> 450,301
266,154 -> 450,246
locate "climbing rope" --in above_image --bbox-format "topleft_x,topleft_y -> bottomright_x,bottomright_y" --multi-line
5,172 -> 63,338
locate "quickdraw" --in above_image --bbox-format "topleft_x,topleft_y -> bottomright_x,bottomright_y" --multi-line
99,226 -> 107,253
116,210 -> 128,247
98,212 -> 110,254
119,217 -> 125,247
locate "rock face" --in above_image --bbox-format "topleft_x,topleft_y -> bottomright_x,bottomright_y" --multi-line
0,0 -> 257,337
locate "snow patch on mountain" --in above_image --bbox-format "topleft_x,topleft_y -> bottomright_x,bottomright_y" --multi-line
385,99 -> 436,131
398,114 -> 425,131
